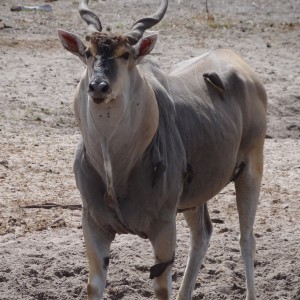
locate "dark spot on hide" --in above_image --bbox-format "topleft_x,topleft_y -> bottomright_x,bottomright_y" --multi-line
138,232 -> 148,239
103,256 -> 110,270
203,72 -> 225,100
183,163 -> 193,189
152,160 -> 166,187
229,161 -> 246,183
149,254 -> 175,279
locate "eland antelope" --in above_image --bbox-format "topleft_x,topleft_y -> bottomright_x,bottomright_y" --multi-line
58,0 -> 267,299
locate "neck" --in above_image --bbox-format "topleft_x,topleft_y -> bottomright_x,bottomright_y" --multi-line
75,67 -> 159,197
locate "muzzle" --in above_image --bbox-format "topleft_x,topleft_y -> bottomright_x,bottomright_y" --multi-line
88,79 -> 111,103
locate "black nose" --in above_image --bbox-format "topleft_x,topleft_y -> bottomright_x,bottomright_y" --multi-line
88,80 -> 110,99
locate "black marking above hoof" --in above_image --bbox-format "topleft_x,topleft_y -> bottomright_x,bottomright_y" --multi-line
149,255 -> 175,279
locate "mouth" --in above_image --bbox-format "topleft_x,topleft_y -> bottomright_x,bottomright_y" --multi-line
90,96 -> 115,105
90,96 -> 106,104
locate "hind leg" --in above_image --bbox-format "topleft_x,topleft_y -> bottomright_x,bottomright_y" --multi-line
234,147 -> 264,300
176,204 -> 213,300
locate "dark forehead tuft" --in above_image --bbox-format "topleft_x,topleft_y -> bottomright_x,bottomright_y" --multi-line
87,32 -> 128,55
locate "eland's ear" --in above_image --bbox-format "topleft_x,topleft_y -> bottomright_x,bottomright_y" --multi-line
133,34 -> 158,61
58,30 -> 87,63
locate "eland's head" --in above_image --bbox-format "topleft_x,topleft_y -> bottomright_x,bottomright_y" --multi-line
58,0 -> 168,104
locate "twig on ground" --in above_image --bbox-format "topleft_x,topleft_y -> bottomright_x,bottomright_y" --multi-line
20,202 -> 82,210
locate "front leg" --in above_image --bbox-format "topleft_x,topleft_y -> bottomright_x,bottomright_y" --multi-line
82,208 -> 114,300
149,220 -> 176,300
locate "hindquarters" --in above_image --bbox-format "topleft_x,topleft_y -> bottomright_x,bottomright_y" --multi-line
171,49 -> 267,207
233,139 -> 264,300
172,49 -> 267,300
210,49 -> 267,300
233,70 -> 266,300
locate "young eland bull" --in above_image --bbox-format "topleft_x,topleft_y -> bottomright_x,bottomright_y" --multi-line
58,0 -> 267,299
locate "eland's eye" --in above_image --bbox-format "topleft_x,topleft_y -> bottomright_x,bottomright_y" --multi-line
85,50 -> 92,59
120,52 -> 130,60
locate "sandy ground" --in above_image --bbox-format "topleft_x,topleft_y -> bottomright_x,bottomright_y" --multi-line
0,0 -> 300,299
